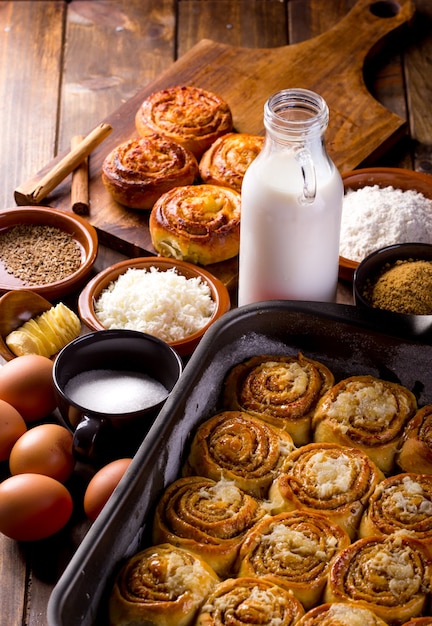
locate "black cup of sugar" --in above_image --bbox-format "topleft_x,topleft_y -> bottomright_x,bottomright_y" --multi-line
52,329 -> 183,464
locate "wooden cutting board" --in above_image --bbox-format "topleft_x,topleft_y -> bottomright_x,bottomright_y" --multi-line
16,0 -> 415,278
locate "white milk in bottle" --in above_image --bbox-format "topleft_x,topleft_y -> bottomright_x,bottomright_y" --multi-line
238,88 -> 343,306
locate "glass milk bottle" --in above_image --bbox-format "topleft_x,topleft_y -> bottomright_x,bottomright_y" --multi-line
238,88 -> 343,306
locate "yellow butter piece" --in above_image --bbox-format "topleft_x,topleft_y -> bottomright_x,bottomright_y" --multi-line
5,303 -> 81,357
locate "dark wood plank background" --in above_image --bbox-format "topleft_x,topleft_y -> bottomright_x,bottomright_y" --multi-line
0,1 -> 431,624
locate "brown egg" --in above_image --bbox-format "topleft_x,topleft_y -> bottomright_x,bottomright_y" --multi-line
84,458 -> 132,521
0,354 -> 57,421
0,399 -> 27,462
0,473 -> 73,541
9,423 -> 75,483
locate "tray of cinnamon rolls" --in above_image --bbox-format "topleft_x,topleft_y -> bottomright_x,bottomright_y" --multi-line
48,301 -> 432,626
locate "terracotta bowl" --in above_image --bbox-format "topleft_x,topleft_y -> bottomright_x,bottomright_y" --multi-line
78,257 -> 231,357
0,206 -> 98,300
339,167 -> 432,282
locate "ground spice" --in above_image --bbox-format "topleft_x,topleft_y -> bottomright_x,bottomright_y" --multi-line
363,259 -> 432,315
0,224 -> 82,285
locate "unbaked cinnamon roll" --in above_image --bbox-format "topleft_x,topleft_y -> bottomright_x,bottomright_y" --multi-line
109,543 -> 219,626
268,442 -> 384,540
359,473 -> 432,556
312,375 -> 417,474
195,577 -> 305,626
397,405 -> 432,475
135,85 -> 233,158
149,184 -> 241,265
101,134 -> 199,209
182,411 -> 295,499
199,133 -> 264,192
152,476 -> 266,577
235,510 -> 350,610
223,353 -> 335,446
296,602 -> 388,625
324,534 -> 432,625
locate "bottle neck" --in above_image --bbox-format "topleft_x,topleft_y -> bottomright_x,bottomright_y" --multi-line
263,89 -> 332,171
263,88 -> 329,147
258,89 -> 336,203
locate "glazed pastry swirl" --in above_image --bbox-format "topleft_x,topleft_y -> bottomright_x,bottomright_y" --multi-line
223,353 -> 335,446
195,577 -> 305,626
236,510 -> 350,610
149,184 -> 241,265
397,405 -> 432,475
183,411 -> 295,499
199,132 -> 264,192
152,476 -> 265,577
268,442 -> 384,539
108,543 -> 219,626
296,602 -> 388,625
325,534 -> 432,625
312,375 -> 417,473
359,473 -> 432,555
101,134 -> 199,209
135,85 -> 233,158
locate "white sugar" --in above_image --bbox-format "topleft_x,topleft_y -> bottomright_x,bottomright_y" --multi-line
65,369 -> 168,414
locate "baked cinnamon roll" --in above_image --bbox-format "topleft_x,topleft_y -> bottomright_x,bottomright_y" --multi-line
195,577 -> 305,626
135,85 -> 233,158
182,411 -> 295,499
312,375 -> 417,474
109,543 -> 219,626
324,534 -> 432,625
296,602 -> 388,625
152,476 -> 266,577
149,184 -> 241,265
268,442 -> 384,540
400,619 -> 432,625
199,133 -> 264,192
359,473 -> 432,556
223,353 -> 335,446
101,134 -> 199,209
235,510 -> 350,610
397,405 -> 432,475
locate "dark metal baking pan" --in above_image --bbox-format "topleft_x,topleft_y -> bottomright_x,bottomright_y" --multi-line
47,301 -> 432,626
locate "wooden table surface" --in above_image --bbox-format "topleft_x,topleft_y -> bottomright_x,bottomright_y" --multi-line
0,1 -> 431,624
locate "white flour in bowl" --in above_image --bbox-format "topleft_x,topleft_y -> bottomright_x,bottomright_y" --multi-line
339,184 -> 432,262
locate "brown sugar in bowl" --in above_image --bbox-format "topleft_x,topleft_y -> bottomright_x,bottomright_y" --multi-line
353,242 -> 432,340
78,257 -> 231,357
339,168 -> 432,282
0,206 -> 98,300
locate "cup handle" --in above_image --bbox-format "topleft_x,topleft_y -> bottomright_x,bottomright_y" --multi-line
73,414 -> 109,462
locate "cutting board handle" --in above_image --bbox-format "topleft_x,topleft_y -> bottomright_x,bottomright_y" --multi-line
320,0 -> 415,64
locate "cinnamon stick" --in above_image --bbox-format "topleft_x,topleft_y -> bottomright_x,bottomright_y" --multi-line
71,135 -> 89,215
14,122 -> 112,206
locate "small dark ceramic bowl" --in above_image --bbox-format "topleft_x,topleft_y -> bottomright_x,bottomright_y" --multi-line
339,168 -> 432,281
353,242 -> 432,339
52,329 -> 183,464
